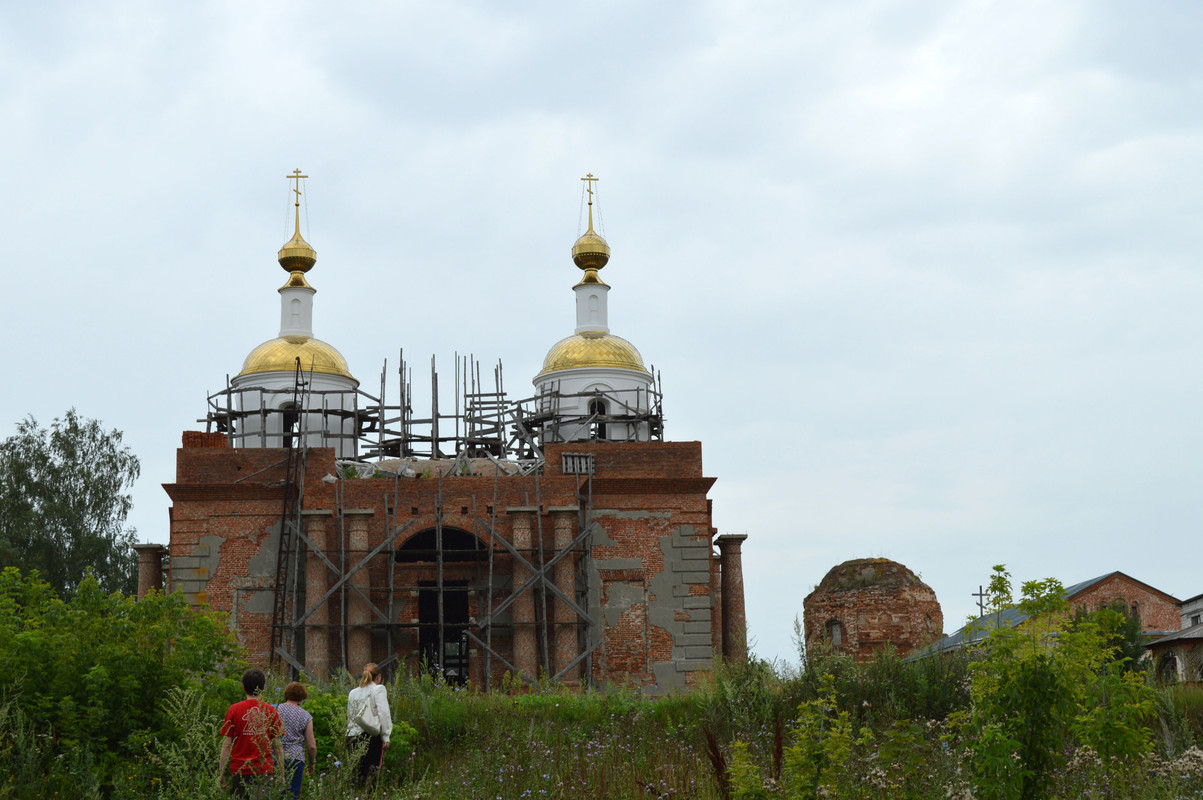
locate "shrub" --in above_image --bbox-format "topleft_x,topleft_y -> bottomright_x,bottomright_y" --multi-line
0,568 -> 244,793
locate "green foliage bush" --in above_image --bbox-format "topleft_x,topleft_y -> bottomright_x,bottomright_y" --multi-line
722,566 -> 1191,800
1156,683 -> 1203,755
4,559 -> 1203,800
965,566 -> 1157,800
144,686 -> 224,800
0,567 -> 244,795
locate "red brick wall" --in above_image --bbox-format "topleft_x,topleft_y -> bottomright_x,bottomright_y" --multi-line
182,431 -> 229,448
803,558 -> 943,662
165,438 -> 722,690
1070,574 -> 1180,632
546,441 -> 706,478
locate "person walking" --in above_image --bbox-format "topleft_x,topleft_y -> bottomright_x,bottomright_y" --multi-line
345,662 -> 393,788
276,682 -> 317,799
218,669 -> 284,798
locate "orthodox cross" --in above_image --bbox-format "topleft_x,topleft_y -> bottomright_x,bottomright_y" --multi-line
287,168 -> 308,208
581,172 -> 598,204
972,585 -> 987,617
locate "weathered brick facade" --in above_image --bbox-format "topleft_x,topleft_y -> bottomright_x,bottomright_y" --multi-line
802,558 -> 944,662
163,434 -> 742,691
1065,572 -> 1180,632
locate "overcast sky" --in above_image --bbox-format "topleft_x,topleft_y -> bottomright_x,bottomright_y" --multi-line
2,0 -> 1201,666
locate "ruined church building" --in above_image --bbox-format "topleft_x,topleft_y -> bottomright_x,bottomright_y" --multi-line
145,172 -> 748,691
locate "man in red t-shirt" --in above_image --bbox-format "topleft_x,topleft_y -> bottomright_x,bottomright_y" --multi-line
218,669 -> 284,798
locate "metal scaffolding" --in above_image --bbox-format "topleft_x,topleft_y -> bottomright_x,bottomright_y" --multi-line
219,353 -> 656,687
268,359 -> 308,664
203,351 -> 665,462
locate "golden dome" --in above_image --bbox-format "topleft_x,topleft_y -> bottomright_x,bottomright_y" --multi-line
537,332 -> 649,376
237,335 -> 357,382
572,228 -> 610,272
278,230 -> 317,273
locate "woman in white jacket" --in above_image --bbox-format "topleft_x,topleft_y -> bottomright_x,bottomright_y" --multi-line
345,662 -> 393,787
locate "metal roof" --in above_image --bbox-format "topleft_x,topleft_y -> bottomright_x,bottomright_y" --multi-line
912,571 -> 1178,660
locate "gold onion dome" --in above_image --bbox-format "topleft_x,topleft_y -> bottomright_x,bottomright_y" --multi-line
237,335 -> 356,381
278,230 -> 317,273
572,227 -> 610,273
537,332 -> 649,376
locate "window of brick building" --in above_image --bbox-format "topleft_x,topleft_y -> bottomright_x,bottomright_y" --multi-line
281,403 -> 299,449
826,619 -> 843,647
1159,653 -> 1179,684
589,398 -> 608,440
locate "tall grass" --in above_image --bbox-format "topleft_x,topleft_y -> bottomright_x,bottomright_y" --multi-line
6,657 -> 1203,799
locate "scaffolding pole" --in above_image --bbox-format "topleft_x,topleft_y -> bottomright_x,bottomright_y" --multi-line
249,352 -> 642,686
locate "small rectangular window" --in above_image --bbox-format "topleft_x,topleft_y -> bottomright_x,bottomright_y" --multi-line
562,453 -> 595,475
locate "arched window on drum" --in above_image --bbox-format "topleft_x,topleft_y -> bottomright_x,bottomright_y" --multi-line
588,397 -> 608,440
825,619 -> 843,647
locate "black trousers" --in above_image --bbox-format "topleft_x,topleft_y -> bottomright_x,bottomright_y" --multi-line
347,733 -> 383,786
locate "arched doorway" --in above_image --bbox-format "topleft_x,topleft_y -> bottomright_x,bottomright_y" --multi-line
395,528 -> 487,684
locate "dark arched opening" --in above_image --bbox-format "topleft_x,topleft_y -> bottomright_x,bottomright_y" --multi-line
589,398 -> 608,440
281,403 -> 299,449
395,528 -> 486,684
1159,653 -> 1180,684
395,528 -> 487,563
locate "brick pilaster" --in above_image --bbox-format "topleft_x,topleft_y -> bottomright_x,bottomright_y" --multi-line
303,510 -> 332,678
551,508 -> 579,680
345,510 -> 375,671
133,543 -> 167,599
716,534 -> 748,662
509,508 -> 537,681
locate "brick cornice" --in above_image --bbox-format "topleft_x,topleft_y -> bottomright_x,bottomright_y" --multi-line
162,483 -> 284,502
589,477 -> 716,496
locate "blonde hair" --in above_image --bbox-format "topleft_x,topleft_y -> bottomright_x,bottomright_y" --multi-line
359,662 -> 380,688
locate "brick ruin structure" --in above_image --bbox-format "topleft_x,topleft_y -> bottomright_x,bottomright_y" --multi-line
147,174 -> 749,691
802,558 -> 943,661
1060,572 -> 1181,632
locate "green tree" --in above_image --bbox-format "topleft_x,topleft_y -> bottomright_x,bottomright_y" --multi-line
1071,600 -> 1146,672
0,409 -> 140,594
0,567 -> 244,794
781,673 -> 859,800
967,566 -> 1154,800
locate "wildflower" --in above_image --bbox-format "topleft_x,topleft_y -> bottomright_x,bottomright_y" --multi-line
1173,746 -> 1203,779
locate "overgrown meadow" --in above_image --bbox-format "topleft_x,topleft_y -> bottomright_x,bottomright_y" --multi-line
4,566 -> 1203,799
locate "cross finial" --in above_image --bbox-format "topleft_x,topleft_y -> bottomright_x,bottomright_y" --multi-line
581,173 -> 598,203
581,173 -> 599,230
286,168 -> 308,235
972,585 -> 987,617
287,169 -> 308,206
